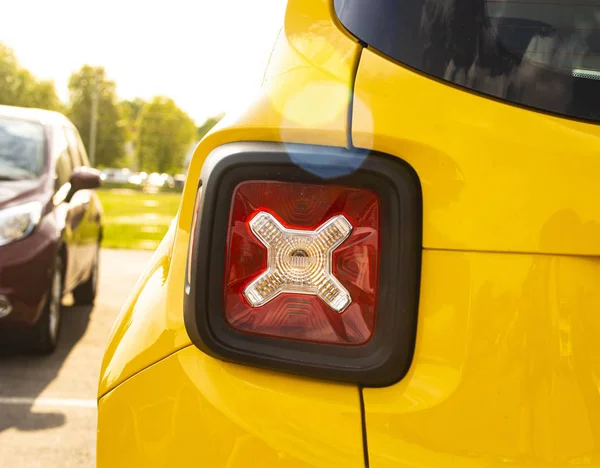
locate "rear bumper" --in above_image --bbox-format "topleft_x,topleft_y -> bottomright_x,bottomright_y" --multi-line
0,217 -> 57,327
97,346 -> 365,468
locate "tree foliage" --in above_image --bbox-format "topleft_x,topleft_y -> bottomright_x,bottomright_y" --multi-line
1,43 -> 203,173
68,66 -> 126,168
136,97 -> 196,173
0,43 -> 62,111
119,98 -> 145,140
119,98 -> 146,169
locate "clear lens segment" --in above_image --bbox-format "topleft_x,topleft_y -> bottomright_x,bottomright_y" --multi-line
0,201 -> 43,246
243,211 -> 353,313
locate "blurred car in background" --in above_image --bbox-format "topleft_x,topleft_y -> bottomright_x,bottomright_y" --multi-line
146,172 -> 166,188
100,168 -> 131,183
124,171 -> 176,190
0,105 -> 103,354
127,172 -> 145,186
173,173 -> 185,189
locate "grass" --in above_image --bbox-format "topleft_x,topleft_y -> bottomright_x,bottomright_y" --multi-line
97,189 -> 181,250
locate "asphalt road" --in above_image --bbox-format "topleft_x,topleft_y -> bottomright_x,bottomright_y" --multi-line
0,249 -> 154,468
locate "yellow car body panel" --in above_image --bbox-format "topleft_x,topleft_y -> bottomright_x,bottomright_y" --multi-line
98,1 -> 365,467
98,346 -> 364,468
98,0 -> 359,398
352,49 -> 600,256
97,220 -> 188,396
364,249 -> 600,467
352,49 -> 600,465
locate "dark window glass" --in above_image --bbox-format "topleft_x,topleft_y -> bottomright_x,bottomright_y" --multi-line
335,0 -> 600,122
0,117 -> 45,180
74,130 -> 90,166
53,126 -> 73,188
64,127 -> 84,167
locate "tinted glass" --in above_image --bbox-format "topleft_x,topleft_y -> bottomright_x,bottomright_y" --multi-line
53,126 -> 73,188
335,0 -> 600,122
0,117 -> 45,180
73,129 -> 90,166
64,127 -> 83,167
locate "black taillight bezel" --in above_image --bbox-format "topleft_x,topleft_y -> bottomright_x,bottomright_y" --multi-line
184,142 -> 422,387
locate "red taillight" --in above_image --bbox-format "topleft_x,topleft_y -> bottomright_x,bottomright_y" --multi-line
224,181 -> 380,345
185,144 -> 421,385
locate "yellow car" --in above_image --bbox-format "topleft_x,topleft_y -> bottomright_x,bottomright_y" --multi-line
97,0 -> 600,466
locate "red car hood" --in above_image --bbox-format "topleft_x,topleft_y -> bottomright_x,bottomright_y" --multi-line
0,179 -> 46,209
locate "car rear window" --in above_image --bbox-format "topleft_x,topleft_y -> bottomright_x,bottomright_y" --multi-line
334,0 -> 600,123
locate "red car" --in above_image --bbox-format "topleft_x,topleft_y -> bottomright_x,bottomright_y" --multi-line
0,105 -> 103,354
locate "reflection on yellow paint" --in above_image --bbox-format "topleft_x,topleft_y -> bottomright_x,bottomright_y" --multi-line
363,250 -> 600,466
352,48 -> 600,255
270,79 -> 348,129
98,347 -> 364,468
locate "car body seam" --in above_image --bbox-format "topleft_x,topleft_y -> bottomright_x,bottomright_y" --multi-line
97,344 -> 194,401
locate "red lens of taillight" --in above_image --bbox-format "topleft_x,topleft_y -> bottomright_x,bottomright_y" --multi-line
224,181 -> 380,345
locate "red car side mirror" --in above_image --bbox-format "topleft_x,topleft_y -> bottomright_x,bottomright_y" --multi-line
70,167 -> 102,193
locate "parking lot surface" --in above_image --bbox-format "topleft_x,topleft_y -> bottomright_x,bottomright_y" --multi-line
0,249 -> 153,468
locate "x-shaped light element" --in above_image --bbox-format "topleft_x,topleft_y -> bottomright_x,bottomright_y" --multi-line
243,211 -> 354,313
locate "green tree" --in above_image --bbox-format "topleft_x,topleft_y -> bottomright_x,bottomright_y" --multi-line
136,97 -> 196,173
0,43 -> 61,111
119,98 -> 145,143
120,98 -> 145,125
119,98 -> 146,169
196,114 -> 224,141
67,66 -> 126,168
21,79 -> 63,111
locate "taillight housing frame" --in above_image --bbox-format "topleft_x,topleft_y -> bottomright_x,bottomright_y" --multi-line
184,142 -> 422,387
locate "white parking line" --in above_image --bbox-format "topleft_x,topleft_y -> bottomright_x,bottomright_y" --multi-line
0,396 -> 96,409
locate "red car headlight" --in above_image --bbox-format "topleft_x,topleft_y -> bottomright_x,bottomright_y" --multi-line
185,143 -> 421,386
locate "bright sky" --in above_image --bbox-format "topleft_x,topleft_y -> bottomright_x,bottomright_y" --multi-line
0,0 -> 287,124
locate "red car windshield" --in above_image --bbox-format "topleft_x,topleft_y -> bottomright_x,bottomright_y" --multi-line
0,117 -> 45,180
